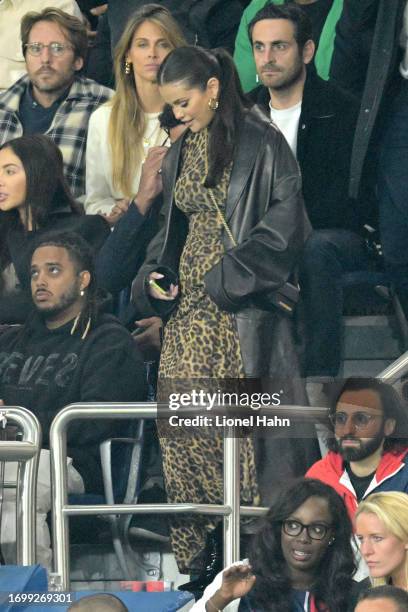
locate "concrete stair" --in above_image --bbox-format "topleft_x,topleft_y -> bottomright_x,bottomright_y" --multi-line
341,315 -> 403,377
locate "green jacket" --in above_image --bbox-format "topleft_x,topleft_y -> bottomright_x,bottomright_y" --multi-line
233,0 -> 344,92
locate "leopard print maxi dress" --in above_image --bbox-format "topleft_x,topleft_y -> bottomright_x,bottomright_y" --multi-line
158,128 -> 260,573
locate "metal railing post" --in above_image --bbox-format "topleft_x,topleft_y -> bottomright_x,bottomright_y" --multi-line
50,404 -> 160,590
223,431 -> 240,567
50,424 -> 69,588
0,406 -> 41,565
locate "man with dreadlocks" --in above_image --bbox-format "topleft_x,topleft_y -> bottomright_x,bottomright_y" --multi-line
0,231 -> 146,564
0,231 -> 146,486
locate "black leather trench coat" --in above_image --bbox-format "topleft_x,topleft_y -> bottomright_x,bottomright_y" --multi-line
330,0 -> 405,199
131,106 -> 311,378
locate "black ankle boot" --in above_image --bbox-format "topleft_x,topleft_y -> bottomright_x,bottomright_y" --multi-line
178,523 -> 223,596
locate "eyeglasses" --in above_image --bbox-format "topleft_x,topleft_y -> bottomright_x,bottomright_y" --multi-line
329,412 -> 384,431
282,520 -> 331,541
24,42 -> 73,57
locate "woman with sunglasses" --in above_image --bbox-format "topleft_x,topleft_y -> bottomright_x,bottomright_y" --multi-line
192,478 -> 365,612
84,4 -> 186,224
355,492 -> 408,591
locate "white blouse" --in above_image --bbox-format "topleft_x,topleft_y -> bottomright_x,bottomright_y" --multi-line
84,103 -> 168,216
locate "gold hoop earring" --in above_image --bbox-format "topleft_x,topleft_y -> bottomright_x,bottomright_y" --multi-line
125,60 -> 131,75
208,97 -> 219,111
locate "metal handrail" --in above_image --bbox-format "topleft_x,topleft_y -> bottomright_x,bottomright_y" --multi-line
50,402 -> 327,590
379,350 -> 408,380
0,406 -> 41,565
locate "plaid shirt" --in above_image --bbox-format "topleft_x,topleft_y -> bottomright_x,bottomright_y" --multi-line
0,74 -> 113,198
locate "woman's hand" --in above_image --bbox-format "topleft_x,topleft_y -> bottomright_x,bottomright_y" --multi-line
134,146 -> 168,215
147,272 -> 178,301
104,198 -> 130,226
207,564 -> 256,610
132,317 -> 163,359
90,4 -> 108,17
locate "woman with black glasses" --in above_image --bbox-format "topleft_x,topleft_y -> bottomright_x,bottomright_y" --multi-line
192,478 -> 366,612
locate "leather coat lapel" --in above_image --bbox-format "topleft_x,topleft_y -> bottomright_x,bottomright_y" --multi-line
225,110 -> 262,221
162,132 -> 185,206
164,115 -> 262,224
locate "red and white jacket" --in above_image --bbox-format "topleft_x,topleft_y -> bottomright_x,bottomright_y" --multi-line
306,449 -> 408,517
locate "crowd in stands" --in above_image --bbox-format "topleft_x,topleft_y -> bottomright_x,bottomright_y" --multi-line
1,1 -> 408,610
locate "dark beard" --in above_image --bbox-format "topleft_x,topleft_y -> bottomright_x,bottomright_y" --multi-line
35,281 -> 80,321
334,429 -> 385,461
269,62 -> 304,92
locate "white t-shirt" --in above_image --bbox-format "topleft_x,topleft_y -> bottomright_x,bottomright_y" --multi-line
85,103 -> 168,216
269,100 -> 302,157
399,1 -> 408,78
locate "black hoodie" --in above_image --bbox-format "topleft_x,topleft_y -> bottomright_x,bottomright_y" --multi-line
0,312 -> 146,491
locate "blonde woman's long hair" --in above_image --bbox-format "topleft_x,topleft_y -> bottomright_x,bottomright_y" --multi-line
109,4 -> 185,198
356,491 -> 408,588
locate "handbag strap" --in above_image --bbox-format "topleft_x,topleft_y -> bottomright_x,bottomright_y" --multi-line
203,131 -> 237,248
203,130 -> 300,313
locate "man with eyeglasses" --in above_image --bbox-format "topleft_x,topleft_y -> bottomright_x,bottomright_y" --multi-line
0,0 -> 83,92
0,7 -> 112,199
306,378 -> 408,518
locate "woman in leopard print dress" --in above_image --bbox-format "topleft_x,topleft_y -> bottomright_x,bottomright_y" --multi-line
132,46 -> 310,575
153,126 -> 260,574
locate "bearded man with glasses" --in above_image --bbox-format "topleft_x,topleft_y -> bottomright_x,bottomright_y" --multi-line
0,0 -> 83,92
0,7 -> 112,199
306,377 -> 408,519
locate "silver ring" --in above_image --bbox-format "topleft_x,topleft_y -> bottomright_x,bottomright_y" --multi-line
157,168 -> 162,174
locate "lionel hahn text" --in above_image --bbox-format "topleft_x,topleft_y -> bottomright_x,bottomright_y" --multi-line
168,415 -> 291,427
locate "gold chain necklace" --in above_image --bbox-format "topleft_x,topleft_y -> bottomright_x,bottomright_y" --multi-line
142,119 -> 160,150
177,128 -> 235,247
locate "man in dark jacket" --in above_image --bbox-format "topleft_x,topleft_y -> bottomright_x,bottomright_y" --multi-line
248,3 -> 373,376
0,231 -> 146,493
330,1 -> 408,317
306,378 -> 408,519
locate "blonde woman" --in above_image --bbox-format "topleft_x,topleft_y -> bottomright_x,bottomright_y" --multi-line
84,4 -> 185,223
355,492 -> 408,590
